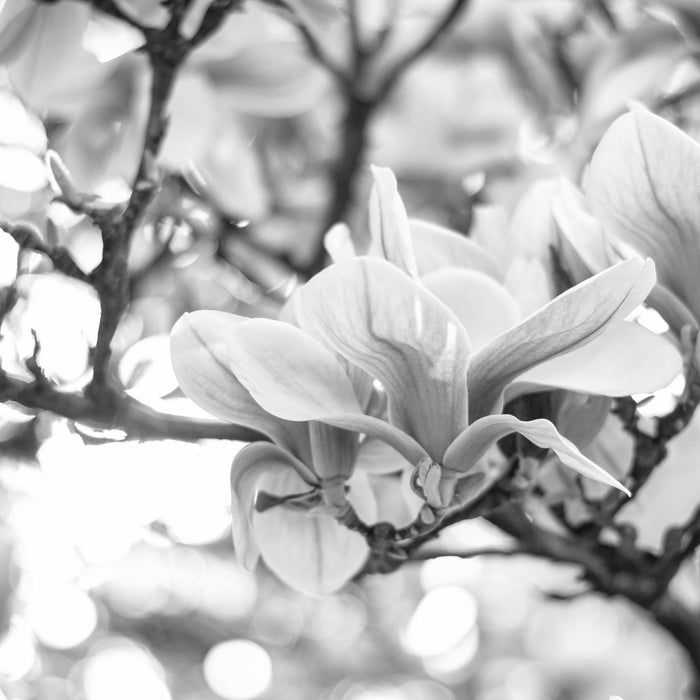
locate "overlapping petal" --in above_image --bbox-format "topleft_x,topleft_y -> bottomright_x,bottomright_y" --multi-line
586,107 -> 700,321
369,165 -> 418,278
297,257 -> 471,462
517,321 -> 682,396
422,268 -> 521,351
466,257 -> 656,421
170,311 -> 311,461
410,219 -> 503,279
252,468 -> 376,595
443,414 -> 629,494
230,442 -> 316,571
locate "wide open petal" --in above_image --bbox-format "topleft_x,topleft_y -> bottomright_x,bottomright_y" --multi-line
516,321 -> 682,396
422,268 -> 521,351
443,414 -> 629,494
298,257 -> 471,462
221,313 -> 427,465
467,257 -> 656,421
410,219 -> 503,280
170,311 -> 311,461
230,442 -> 316,571
586,107 -> 700,321
369,165 -> 418,278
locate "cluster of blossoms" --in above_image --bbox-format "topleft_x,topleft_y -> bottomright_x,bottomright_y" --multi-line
170,107 -> 691,594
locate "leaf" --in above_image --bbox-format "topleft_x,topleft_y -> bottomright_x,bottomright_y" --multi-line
368,166 -> 418,278
422,268 -> 521,351
230,442 -> 313,571
298,257 -> 471,462
410,218 -> 503,279
586,107 -> 700,322
517,321 -> 682,396
467,257 -> 656,422
443,415 -> 629,494
170,311 -> 312,462
252,467 -> 374,594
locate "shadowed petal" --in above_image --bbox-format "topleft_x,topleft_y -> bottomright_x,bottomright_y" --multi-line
586,107 -> 700,321
170,311 -> 311,461
422,268 -> 521,351
252,468 -> 376,595
444,415 -> 629,494
298,257 -> 471,462
410,219 -> 503,279
230,442 -> 316,571
467,257 -> 656,421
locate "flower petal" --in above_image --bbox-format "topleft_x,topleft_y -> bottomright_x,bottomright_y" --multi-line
422,268 -> 521,351
170,311 -> 311,460
410,219 -> 503,279
309,422 -> 358,481
324,222 -> 356,263
223,317 -> 363,420
467,257 -> 656,421
355,438 -> 411,475
252,467 -> 375,594
230,442 -> 315,571
369,165 -> 418,278
444,415 -> 629,494
298,257 -> 471,461
517,322 -> 682,396
586,107 -> 700,321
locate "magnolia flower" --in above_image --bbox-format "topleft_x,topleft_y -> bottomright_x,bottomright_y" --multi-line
578,106 -> 700,334
170,311 -> 385,595
361,166 -> 681,404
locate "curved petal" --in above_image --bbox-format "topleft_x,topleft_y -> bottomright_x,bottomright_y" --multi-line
369,165 -> 418,278
586,107 -> 700,320
444,415 -> 629,494
298,257 -> 471,461
252,467 -> 374,594
355,438 -> 411,475
309,422 -> 358,481
230,442 -> 316,571
170,311 -> 311,461
517,322 -> 682,396
324,222 -> 356,263
422,268 -> 521,351
410,219 -> 503,280
217,314 -> 426,464
223,317 -> 363,420
467,257 -> 656,421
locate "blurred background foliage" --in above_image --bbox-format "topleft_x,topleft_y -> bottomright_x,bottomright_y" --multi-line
2,0 -> 700,698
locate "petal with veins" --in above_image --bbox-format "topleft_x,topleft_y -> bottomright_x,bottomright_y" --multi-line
444,414 -> 629,494
586,107 -> 700,321
467,257 -> 656,421
170,311 -> 311,461
298,257 -> 471,462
